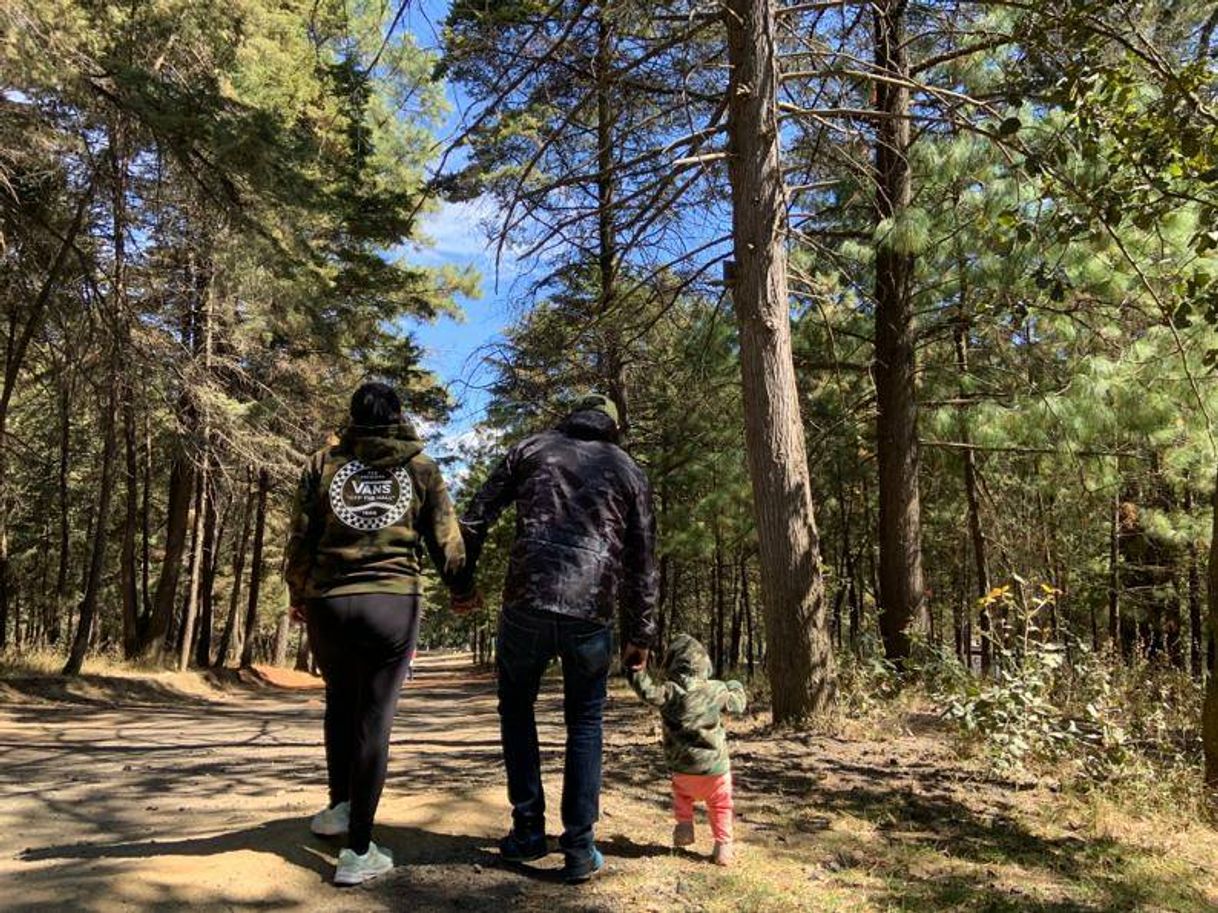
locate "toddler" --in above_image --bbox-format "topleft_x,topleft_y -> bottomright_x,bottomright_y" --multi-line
627,634 -> 747,866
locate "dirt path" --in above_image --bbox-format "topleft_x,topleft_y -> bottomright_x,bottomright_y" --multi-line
1,653 -> 716,913
2,654 -> 1216,913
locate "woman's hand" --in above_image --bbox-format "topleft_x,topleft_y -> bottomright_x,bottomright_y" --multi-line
289,604 -> 309,625
451,590 -> 484,616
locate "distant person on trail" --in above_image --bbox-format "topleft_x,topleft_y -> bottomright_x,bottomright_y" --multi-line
626,634 -> 747,867
453,393 -> 659,884
285,381 -> 465,887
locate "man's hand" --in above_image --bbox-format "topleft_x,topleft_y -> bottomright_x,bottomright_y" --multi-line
621,643 -> 649,672
289,604 -> 308,625
451,590 -> 484,616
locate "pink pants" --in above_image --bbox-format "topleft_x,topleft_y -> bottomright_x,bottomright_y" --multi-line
672,772 -> 734,843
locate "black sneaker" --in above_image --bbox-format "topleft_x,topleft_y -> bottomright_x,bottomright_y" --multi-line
561,847 -> 604,885
499,829 -> 549,863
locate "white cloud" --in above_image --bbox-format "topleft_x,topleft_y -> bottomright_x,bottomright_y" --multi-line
412,196 -> 502,264
420,422 -> 506,490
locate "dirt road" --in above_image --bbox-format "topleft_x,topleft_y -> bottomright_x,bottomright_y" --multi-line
0,653 -> 673,913
4,653 -> 1216,913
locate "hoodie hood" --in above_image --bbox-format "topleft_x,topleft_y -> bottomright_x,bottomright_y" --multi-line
663,634 -> 713,686
571,392 -> 620,427
340,421 -> 424,468
558,409 -> 619,443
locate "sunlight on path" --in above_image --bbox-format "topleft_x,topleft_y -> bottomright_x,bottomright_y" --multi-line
0,654 -> 521,912
5,654 -> 1216,913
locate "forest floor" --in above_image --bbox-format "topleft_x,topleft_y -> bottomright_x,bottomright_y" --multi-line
1,653 -> 1216,913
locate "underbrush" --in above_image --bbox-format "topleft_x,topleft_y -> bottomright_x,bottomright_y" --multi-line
0,645 -> 176,678
832,585 -> 1207,816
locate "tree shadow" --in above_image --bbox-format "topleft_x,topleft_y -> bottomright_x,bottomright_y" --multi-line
718,735 -> 1210,912
18,816 -> 651,913
597,832 -> 682,860
20,816 -> 499,880
598,704 -> 1217,912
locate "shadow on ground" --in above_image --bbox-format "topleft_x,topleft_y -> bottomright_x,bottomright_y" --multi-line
18,816 -> 658,913
3,653 -> 1215,912
603,713 -> 1215,913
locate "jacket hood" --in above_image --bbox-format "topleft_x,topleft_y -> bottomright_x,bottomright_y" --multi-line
340,421 -> 425,468
558,409 -> 619,443
664,634 -> 713,685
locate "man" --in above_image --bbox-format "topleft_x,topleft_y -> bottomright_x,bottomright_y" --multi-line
454,393 -> 658,884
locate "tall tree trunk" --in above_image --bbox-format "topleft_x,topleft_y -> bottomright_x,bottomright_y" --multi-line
837,478 -> 861,655
52,377 -> 72,646
140,409 -> 153,623
240,468 -> 270,669
216,475 -> 254,667
193,466 -> 220,667
294,627 -> 312,672
35,524 -> 51,647
63,366 -> 120,676
713,532 -> 726,677
725,0 -> 835,720
120,378 -> 140,658
1202,467 -> 1218,799
743,558 -> 755,677
954,529 -> 967,664
184,253 -> 218,669
179,465 -> 207,671
141,450 -> 193,658
1188,487 -> 1204,678
272,606 -> 290,667
656,551 -> 670,658
873,0 -> 927,664
110,126 -> 142,661
1108,475 -> 1121,653
729,553 -> 744,670
594,6 -> 629,437
956,317 -> 991,674
11,583 -> 20,651
67,493 -> 97,647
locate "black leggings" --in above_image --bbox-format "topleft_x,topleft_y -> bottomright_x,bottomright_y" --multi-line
307,593 -> 420,854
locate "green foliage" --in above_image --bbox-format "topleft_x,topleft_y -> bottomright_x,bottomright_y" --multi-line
928,583 -> 1204,805
0,0 -> 470,664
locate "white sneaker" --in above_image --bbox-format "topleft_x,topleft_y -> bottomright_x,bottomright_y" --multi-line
310,801 -> 350,837
334,841 -> 394,886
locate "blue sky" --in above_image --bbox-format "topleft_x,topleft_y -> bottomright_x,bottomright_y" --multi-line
396,0 -> 513,449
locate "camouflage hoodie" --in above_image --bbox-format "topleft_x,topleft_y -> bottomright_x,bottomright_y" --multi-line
627,634 -> 747,776
284,421 -> 464,603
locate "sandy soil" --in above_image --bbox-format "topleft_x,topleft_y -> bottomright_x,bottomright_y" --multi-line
3,653 -> 1216,913
0,653 -> 696,913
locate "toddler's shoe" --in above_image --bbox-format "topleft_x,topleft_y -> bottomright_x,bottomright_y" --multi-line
711,841 -> 734,867
673,821 -> 695,847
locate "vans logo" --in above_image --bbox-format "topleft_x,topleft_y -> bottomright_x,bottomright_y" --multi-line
328,460 -> 413,532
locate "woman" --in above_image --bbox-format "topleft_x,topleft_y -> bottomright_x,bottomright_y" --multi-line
285,382 -> 465,886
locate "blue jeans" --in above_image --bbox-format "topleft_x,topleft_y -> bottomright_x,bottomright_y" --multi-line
496,606 -> 612,862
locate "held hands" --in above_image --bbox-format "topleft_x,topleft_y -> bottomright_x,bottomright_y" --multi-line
621,643 -> 650,672
450,589 -> 484,616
